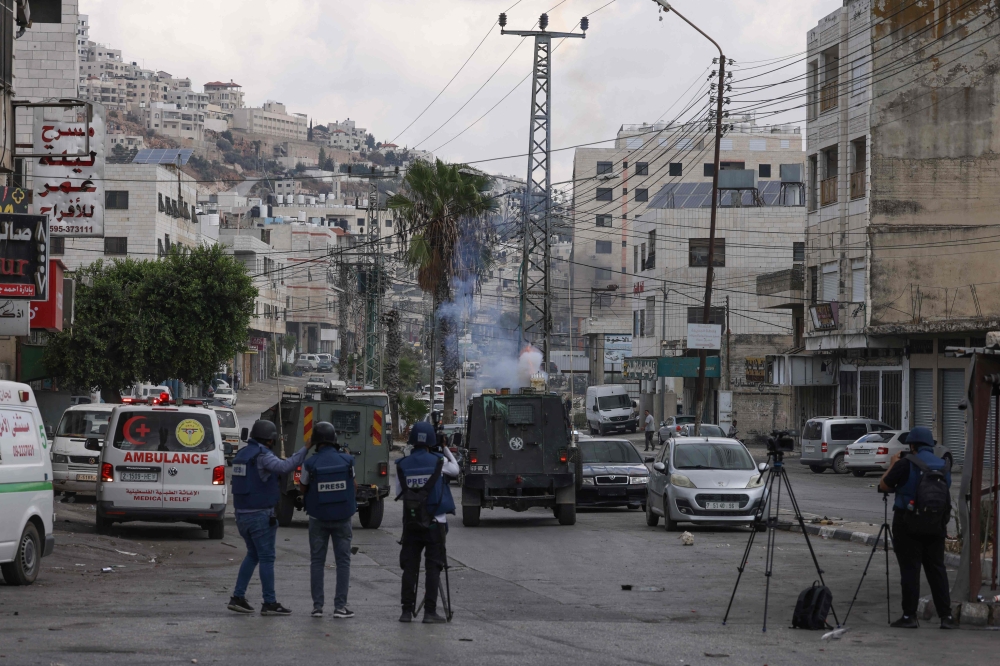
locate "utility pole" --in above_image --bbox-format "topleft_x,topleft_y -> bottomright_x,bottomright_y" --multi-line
654,1 -> 728,434
500,11 -> 588,380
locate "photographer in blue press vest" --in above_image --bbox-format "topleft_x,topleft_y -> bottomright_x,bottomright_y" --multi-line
878,425 -> 955,629
228,420 -> 312,616
396,421 -> 459,623
298,421 -> 356,619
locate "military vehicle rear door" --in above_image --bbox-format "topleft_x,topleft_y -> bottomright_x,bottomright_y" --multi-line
321,404 -> 367,479
487,397 -> 545,475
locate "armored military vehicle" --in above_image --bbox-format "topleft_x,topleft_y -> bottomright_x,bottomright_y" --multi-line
260,384 -> 390,528
460,389 -> 581,526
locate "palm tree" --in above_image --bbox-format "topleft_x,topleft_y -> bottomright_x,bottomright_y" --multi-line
388,159 -> 497,422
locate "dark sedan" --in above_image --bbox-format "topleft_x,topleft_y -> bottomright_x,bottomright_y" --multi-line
576,438 -> 650,510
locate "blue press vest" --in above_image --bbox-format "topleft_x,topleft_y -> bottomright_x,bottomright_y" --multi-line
396,448 -> 455,516
232,440 -> 280,511
894,447 -> 950,511
303,447 -> 357,521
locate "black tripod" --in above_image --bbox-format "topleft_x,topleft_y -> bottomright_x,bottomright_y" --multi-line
723,450 -> 839,632
843,492 -> 893,625
413,552 -> 453,621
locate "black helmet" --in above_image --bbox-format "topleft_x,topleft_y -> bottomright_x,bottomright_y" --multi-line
313,421 -> 338,447
249,419 -> 278,445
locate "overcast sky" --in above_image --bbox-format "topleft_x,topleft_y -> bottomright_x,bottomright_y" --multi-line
83,0 -> 832,184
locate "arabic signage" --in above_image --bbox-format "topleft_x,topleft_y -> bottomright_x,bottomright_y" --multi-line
687,323 -> 722,350
622,357 -> 657,380
0,300 -> 30,335
33,106 -> 106,237
29,260 -> 65,332
809,303 -> 838,331
603,334 -> 632,371
249,337 -> 268,351
745,357 -> 767,383
0,214 -> 49,300
0,187 -> 28,214
656,356 -> 721,378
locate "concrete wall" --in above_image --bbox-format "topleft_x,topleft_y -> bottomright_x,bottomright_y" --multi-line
726,333 -> 794,444
868,0 -> 1000,329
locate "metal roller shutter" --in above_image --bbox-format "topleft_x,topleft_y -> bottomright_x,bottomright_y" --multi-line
985,396 -> 996,479
912,369 -> 933,429
822,264 -> 839,302
941,369 -> 966,465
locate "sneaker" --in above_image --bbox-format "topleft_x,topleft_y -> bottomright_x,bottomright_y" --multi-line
260,602 -> 292,616
311,608 -> 323,618
333,607 -> 355,619
227,596 -> 254,614
940,615 -> 957,630
890,615 -> 919,629
399,607 -> 414,623
422,609 -> 447,624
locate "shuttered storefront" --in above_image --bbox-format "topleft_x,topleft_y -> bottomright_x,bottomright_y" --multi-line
911,369 -> 933,429
941,369 -> 966,465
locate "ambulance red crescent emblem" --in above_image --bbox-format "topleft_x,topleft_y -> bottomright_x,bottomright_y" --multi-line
124,415 -> 151,445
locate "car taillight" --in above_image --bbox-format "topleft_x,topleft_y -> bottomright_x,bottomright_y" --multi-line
212,465 -> 225,485
558,448 -> 568,463
515,475 -> 523,484
101,463 -> 114,482
378,462 -> 388,477
876,447 -> 889,455
821,442 -> 828,453
469,449 -> 478,464
293,466 -> 301,484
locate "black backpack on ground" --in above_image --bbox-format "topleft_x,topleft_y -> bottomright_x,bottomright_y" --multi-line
792,581 -> 833,630
396,458 -> 444,530
903,455 -> 951,536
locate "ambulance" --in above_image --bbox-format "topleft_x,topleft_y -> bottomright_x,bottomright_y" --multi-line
0,381 -> 55,585
95,404 -> 227,538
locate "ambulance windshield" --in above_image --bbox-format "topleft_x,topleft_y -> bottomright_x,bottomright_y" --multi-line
112,411 -> 215,453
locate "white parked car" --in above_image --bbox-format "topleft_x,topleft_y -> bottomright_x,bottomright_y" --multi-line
845,430 -> 954,476
213,387 -> 237,407
51,404 -> 115,496
0,381 -> 55,585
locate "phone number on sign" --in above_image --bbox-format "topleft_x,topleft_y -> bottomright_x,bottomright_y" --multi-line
51,225 -> 97,235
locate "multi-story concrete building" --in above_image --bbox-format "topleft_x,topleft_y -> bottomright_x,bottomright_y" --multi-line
232,101 -> 308,141
141,101 -> 205,142
754,0 -> 1000,466
80,75 -> 127,111
328,119 -> 367,151
204,80 -> 244,112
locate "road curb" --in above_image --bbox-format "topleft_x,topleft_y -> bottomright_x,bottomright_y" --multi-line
773,519 -> 962,567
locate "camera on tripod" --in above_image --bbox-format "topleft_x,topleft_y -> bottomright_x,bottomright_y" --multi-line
767,429 -> 795,454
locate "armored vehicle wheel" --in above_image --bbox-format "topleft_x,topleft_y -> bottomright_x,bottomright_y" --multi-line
462,504 -> 481,527
556,503 -> 577,525
358,497 -> 384,528
276,493 -> 295,527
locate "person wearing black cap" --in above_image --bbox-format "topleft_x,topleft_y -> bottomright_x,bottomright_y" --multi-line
879,425 -> 955,629
228,419 -> 312,616
299,421 -> 357,619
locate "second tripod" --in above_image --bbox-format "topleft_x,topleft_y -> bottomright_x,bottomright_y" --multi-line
723,448 -> 840,632
842,492 -> 894,625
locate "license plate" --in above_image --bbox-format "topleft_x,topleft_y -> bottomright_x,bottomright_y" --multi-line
855,449 -> 871,455
804,446 -> 815,453
76,473 -> 98,482
601,488 -> 626,496
120,472 -> 158,482
469,464 -> 489,473
706,501 -> 740,510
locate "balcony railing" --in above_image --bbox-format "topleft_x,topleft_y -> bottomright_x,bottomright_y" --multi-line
820,176 -> 838,207
820,82 -> 838,112
850,171 -> 866,200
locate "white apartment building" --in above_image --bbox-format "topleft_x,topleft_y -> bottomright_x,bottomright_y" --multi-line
328,118 -> 367,150
77,13 -> 89,59
204,81 -> 244,111
141,101 -> 205,142
232,101 -> 308,141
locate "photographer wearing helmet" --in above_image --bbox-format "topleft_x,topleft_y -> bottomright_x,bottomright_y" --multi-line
396,420 -> 459,623
878,426 -> 955,629
299,421 -> 356,619
228,419 -> 313,616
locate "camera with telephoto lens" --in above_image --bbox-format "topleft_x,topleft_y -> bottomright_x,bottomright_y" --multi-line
767,430 -> 795,454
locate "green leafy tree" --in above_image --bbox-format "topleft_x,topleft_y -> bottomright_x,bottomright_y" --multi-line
318,147 -> 327,170
45,245 -> 257,402
399,394 -> 429,432
387,159 -> 497,422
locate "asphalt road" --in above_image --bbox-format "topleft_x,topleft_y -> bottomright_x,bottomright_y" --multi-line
2,379 -> 993,665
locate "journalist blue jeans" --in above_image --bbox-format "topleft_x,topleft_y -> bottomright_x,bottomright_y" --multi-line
309,516 -> 353,610
233,511 -> 278,604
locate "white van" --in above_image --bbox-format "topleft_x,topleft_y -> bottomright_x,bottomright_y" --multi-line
51,404 -> 115,496
121,384 -> 173,404
96,404 -> 227,539
0,381 -> 55,585
210,406 -> 241,462
585,385 -> 638,435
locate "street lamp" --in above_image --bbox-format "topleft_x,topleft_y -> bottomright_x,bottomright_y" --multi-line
652,0 -> 726,435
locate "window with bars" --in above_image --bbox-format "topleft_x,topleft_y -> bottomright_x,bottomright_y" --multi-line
793,242 -> 805,262
635,162 -> 648,176
51,236 -> 65,255
104,237 -> 128,255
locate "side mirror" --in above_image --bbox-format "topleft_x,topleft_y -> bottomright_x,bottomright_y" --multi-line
46,424 -> 54,438
758,461 -> 768,472
84,438 -> 103,451
643,456 -> 655,463
653,462 -> 666,473
240,427 -> 249,442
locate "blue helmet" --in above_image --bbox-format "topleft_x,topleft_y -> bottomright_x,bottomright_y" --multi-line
907,426 -> 935,448
409,421 -> 437,448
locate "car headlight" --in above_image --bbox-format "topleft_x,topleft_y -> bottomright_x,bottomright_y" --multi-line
669,473 -> 696,488
629,476 -> 648,485
746,474 -> 764,489
52,453 -> 68,463
581,477 -> 595,485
